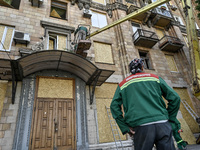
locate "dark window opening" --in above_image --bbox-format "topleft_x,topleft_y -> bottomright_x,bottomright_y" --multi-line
139,51 -> 153,69
50,1 -> 67,20
0,0 -> 21,9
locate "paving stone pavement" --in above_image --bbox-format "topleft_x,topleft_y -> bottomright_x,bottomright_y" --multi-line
186,144 -> 200,150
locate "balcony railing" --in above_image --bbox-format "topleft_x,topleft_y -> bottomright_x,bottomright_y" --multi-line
159,35 -> 184,52
153,8 -> 172,18
132,29 -> 159,48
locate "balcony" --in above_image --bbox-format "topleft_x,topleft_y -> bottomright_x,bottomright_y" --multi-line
127,4 -> 150,22
132,29 -> 159,48
151,7 -> 173,28
159,35 -> 184,52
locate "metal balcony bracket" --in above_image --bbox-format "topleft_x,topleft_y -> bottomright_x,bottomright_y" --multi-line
89,70 -> 102,105
11,61 -> 17,104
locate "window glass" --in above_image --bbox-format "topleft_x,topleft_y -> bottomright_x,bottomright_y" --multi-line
195,23 -> 199,30
174,16 -> 184,25
91,12 -> 107,28
48,33 -> 68,50
0,0 -> 21,9
0,25 -> 14,51
183,34 -> 189,47
139,51 -> 153,69
50,1 -> 67,20
165,55 -> 178,72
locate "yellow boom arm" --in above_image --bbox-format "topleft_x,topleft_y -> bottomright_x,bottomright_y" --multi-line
87,0 -> 170,39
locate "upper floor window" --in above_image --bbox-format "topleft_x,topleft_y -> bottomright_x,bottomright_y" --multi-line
152,0 -> 168,10
91,11 -> 107,28
0,0 -> 21,9
155,28 -> 165,39
132,22 -> 141,39
195,22 -> 199,30
139,51 -> 153,69
183,34 -> 189,47
47,33 -> 69,50
165,55 -> 178,72
94,42 -> 114,64
0,25 -> 15,51
174,15 -> 184,26
92,0 -> 105,5
126,0 -> 137,5
50,0 -> 67,20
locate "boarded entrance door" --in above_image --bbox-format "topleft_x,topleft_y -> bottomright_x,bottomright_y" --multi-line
30,77 -> 76,150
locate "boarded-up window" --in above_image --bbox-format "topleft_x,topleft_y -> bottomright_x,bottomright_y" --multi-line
0,25 -> 14,51
95,83 -> 127,143
48,33 -> 68,50
155,28 -> 165,39
173,88 -> 200,135
93,0 -> 105,4
165,55 -> 178,72
94,42 -> 114,64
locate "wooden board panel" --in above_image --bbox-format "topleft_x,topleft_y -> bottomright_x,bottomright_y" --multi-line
174,88 -> 200,133
94,42 -> 114,64
32,99 -> 54,150
55,99 -> 74,150
38,77 -> 73,99
0,81 -> 8,117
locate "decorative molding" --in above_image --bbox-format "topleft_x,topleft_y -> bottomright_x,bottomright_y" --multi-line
40,21 -> 75,33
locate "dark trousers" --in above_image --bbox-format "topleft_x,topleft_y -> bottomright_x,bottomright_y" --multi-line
133,122 -> 176,150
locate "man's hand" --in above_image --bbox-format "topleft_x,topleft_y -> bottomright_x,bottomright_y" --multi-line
128,128 -> 135,137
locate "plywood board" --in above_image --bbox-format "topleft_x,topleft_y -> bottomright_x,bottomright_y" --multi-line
179,118 -> 196,144
0,81 -> 8,117
38,77 -> 73,99
94,42 -> 114,64
96,98 -> 126,143
174,88 -> 200,133
95,83 -> 118,99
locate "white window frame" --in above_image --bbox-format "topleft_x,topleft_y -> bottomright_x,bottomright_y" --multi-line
174,15 -> 184,26
91,11 -> 107,28
0,26 -> 15,51
47,32 -> 68,50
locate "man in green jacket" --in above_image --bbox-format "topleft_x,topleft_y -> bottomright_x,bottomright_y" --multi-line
110,58 -> 181,150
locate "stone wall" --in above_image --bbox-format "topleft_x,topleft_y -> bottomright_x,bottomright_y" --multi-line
0,82 -> 21,150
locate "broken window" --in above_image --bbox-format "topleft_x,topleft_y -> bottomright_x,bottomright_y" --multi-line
0,25 -> 15,51
139,51 -> 153,69
0,0 -> 21,9
50,0 -> 67,20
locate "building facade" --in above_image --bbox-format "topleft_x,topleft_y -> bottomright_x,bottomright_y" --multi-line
0,0 -> 200,149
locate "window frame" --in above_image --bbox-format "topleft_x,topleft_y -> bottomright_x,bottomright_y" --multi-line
47,32 -> 69,50
174,15 -> 185,26
0,0 -> 21,9
139,51 -> 153,70
91,11 -> 108,28
0,25 -> 15,51
50,0 -> 68,20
